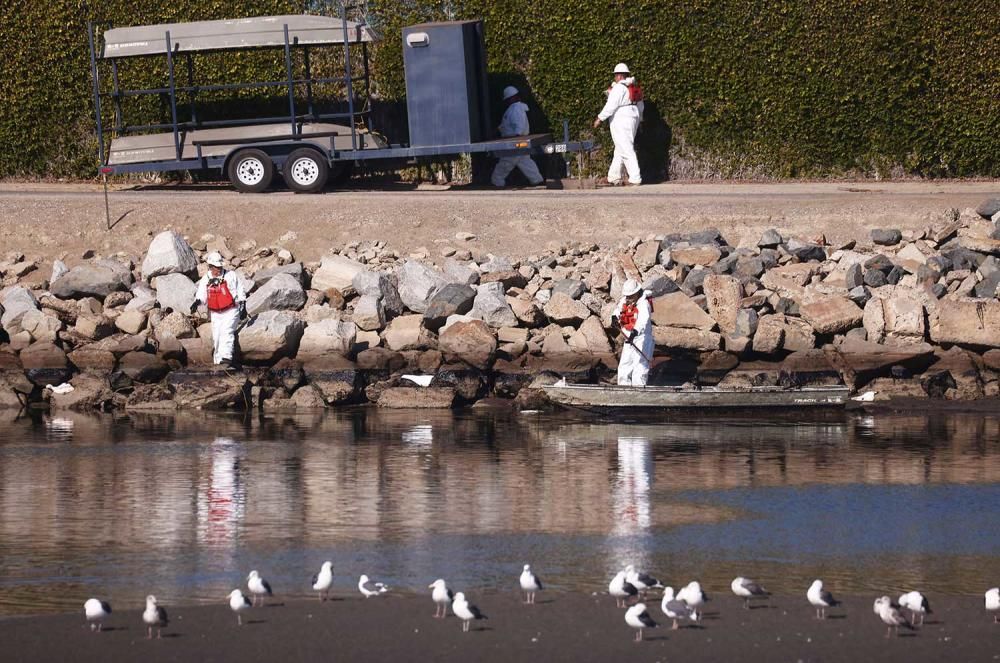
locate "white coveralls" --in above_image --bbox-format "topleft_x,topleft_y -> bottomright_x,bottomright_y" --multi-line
598,80 -> 643,185
194,270 -> 247,365
491,101 -> 544,187
613,292 -> 654,386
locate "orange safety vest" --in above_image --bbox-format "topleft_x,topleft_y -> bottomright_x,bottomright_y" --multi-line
206,277 -> 236,312
620,303 -> 639,331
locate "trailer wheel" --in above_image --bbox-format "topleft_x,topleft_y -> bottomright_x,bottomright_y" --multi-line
228,149 -> 274,193
283,148 -> 329,193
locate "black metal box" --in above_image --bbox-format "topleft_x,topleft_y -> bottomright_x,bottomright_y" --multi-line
402,21 -> 490,148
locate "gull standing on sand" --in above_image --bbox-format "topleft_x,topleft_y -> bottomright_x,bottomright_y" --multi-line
312,561 -> 334,601
142,595 -> 169,639
520,564 -> 543,604
731,576 -> 770,609
874,596 -> 913,638
660,587 -> 699,629
898,591 -> 931,626
609,570 -> 639,607
83,598 -> 112,632
358,574 -> 389,598
807,579 -> 840,619
986,587 -> 1000,622
625,602 -> 658,641
247,570 -> 273,607
228,589 -> 252,625
677,581 -> 708,609
624,564 -> 663,597
429,579 -> 454,618
452,592 -> 488,632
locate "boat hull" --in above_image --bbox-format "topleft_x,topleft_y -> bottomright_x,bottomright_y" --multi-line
543,384 -> 850,409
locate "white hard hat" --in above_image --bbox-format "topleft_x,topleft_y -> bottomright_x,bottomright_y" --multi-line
502,85 -> 519,100
622,279 -> 641,297
613,63 -> 630,75
205,251 -> 224,267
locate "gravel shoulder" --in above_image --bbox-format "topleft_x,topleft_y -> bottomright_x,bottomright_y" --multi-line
1,592 -> 995,663
2,181 -> 997,265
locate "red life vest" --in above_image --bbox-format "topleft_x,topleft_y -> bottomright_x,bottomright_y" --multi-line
620,303 -> 639,331
628,81 -> 644,104
206,277 -> 236,312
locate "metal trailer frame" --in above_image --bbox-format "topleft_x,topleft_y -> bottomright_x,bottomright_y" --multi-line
88,8 -> 592,192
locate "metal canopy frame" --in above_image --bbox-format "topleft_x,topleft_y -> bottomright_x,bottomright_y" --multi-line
88,7 -> 374,170
87,9 -> 594,182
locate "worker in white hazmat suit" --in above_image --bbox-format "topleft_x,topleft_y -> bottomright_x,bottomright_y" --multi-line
612,279 -> 654,386
190,251 -> 247,367
491,86 -> 544,188
593,63 -> 643,186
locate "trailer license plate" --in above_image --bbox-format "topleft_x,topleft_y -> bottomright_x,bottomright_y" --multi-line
545,143 -> 568,154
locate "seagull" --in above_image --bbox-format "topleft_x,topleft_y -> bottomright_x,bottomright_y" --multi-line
624,564 -> 663,597
312,561 -> 333,601
661,587 -> 699,629
520,564 -> 543,605
986,587 -> 1000,623
898,591 -> 931,626
874,596 -> 913,638
83,598 -> 112,632
142,595 -> 168,639
609,570 -> 639,608
731,576 -> 770,609
807,579 -> 840,619
228,589 -> 252,625
677,581 -> 709,609
247,570 -> 273,607
429,579 -> 454,618
358,574 -> 389,598
625,602 -> 658,642
452,592 -> 487,632
852,390 -> 876,402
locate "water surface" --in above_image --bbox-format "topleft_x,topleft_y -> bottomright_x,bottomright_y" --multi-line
1,408 -> 998,615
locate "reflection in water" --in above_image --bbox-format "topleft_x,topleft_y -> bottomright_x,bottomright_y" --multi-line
197,437 -> 245,551
613,437 -> 652,535
0,409 -> 999,615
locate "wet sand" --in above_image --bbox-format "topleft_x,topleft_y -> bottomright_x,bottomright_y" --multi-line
3,592 -> 997,662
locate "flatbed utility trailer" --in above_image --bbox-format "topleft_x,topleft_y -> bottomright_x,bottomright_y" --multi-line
88,11 -> 592,193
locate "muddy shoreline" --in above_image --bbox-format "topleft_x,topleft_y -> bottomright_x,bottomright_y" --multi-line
3,593 -> 997,663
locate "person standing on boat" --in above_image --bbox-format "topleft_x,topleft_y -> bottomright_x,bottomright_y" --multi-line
612,279 -> 653,386
190,251 -> 247,367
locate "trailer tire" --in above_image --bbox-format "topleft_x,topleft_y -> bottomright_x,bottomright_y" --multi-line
228,149 -> 274,193
283,148 -> 329,193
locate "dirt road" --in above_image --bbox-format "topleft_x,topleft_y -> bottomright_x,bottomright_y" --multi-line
1,181 -> 997,264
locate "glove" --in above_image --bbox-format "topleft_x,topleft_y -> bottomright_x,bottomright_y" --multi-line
238,301 -> 247,320
189,300 -> 198,314
628,329 -> 638,342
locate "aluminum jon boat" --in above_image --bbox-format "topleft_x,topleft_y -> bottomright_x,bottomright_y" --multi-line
543,382 -> 851,410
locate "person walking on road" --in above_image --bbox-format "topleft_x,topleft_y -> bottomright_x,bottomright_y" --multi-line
612,278 -> 653,386
593,63 -> 643,186
491,86 -> 545,188
190,251 -> 247,367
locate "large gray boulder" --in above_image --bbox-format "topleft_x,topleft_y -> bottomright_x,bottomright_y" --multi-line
245,272 -> 306,316
154,273 -> 197,314
1,287 -> 39,335
125,284 -> 158,312
297,318 -> 356,359
930,298 -> 1000,347
239,311 -> 305,363
141,230 -> 198,280
50,264 -> 129,300
397,260 -> 448,313
352,295 -> 386,331
424,284 -> 476,331
470,282 -> 518,328
352,270 -> 405,317
543,292 -> 589,326
254,262 -> 306,288
312,254 -> 364,293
